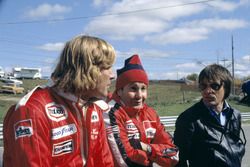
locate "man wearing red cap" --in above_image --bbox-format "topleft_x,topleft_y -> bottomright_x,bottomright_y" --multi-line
104,54 -> 179,167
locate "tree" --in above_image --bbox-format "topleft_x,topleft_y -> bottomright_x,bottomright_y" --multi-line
186,73 -> 198,81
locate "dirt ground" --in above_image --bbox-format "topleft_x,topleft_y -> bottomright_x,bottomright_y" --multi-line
0,95 -> 20,102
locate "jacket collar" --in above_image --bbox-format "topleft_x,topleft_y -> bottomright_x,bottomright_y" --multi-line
111,92 -> 145,117
199,100 -> 234,128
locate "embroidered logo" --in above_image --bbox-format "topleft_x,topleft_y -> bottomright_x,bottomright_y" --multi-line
52,139 -> 74,156
51,124 -> 77,140
45,102 -> 68,122
91,111 -> 99,123
126,120 -> 140,139
91,128 -> 99,140
14,119 -> 33,140
143,121 -> 156,138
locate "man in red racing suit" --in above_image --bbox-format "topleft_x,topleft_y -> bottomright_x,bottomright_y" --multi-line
4,86 -> 114,167
3,35 -> 116,167
104,54 -> 179,167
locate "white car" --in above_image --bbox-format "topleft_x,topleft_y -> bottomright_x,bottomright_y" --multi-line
0,76 -> 23,85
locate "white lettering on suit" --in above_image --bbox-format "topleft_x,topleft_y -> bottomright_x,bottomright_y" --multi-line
51,124 -> 77,140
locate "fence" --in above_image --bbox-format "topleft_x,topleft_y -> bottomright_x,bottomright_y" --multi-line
0,124 -> 2,140
160,112 -> 250,128
0,112 -> 249,140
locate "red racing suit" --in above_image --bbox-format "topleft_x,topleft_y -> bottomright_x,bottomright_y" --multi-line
3,86 -> 114,167
104,94 -> 179,167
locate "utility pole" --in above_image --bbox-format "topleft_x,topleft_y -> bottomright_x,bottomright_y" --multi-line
221,58 -> 229,67
216,49 -> 223,65
216,49 -> 220,64
231,35 -> 235,95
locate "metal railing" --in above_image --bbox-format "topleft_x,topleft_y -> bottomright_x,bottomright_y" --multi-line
160,112 -> 250,128
0,112 -> 249,140
0,124 -> 2,140
159,115 -> 178,127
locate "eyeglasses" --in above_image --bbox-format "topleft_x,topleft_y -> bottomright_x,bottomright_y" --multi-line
199,82 -> 223,91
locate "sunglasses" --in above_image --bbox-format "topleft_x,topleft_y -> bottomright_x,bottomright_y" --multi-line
199,82 -> 223,91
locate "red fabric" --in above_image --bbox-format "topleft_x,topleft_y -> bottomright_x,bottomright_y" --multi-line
115,54 -> 148,91
106,97 -> 179,167
128,54 -> 142,65
116,69 -> 148,91
3,87 -> 114,167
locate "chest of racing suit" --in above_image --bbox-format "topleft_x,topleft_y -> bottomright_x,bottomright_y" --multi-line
105,97 -> 178,167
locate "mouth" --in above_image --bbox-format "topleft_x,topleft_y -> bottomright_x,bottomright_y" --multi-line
134,101 -> 143,105
204,96 -> 216,102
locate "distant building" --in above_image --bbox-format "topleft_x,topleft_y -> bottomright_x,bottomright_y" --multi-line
0,66 -> 5,77
13,67 -> 42,79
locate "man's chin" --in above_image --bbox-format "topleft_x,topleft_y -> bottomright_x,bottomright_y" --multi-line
203,100 -> 216,107
133,105 -> 143,109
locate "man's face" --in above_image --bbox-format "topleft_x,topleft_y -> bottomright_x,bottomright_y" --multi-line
90,67 -> 114,100
199,79 -> 225,108
117,82 -> 147,109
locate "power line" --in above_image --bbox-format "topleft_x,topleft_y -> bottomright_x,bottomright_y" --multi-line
0,0 -> 218,25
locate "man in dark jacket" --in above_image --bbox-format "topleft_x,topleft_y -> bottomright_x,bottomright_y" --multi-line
174,64 -> 246,167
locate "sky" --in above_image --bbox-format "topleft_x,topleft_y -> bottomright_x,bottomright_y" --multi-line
0,0 -> 250,80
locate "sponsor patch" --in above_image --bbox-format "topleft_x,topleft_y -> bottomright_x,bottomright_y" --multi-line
143,121 -> 156,138
91,111 -> 99,123
91,128 -> 99,140
126,120 -> 140,139
51,124 -> 77,140
14,119 -> 33,140
45,102 -> 68,122
52,139 -> 74,156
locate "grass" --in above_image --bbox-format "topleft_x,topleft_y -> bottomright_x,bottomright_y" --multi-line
147,82 -> 250,116
147,82 -> 201,116
0,99 -> 16,121
0,79 -> 249,122
0,79 -> 48,121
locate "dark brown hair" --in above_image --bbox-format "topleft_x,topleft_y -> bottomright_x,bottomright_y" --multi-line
198,64 -> 232,99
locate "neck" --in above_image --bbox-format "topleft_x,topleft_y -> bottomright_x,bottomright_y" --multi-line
212,102 -> 224,113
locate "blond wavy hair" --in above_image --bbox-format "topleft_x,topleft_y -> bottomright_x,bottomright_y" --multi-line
52,35 -> 116,96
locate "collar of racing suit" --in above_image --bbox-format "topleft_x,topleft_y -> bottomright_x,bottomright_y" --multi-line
53,87 -> 109,111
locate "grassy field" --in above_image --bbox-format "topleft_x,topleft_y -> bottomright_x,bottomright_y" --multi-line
147,81 -> 250,116
0,79 -> 249,122
0,79 -> 48,121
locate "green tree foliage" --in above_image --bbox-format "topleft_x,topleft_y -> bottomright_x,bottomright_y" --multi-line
243,75 -> 250,81
187,73 -> 198,81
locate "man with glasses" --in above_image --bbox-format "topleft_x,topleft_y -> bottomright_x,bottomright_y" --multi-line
174,64 -> 246,167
